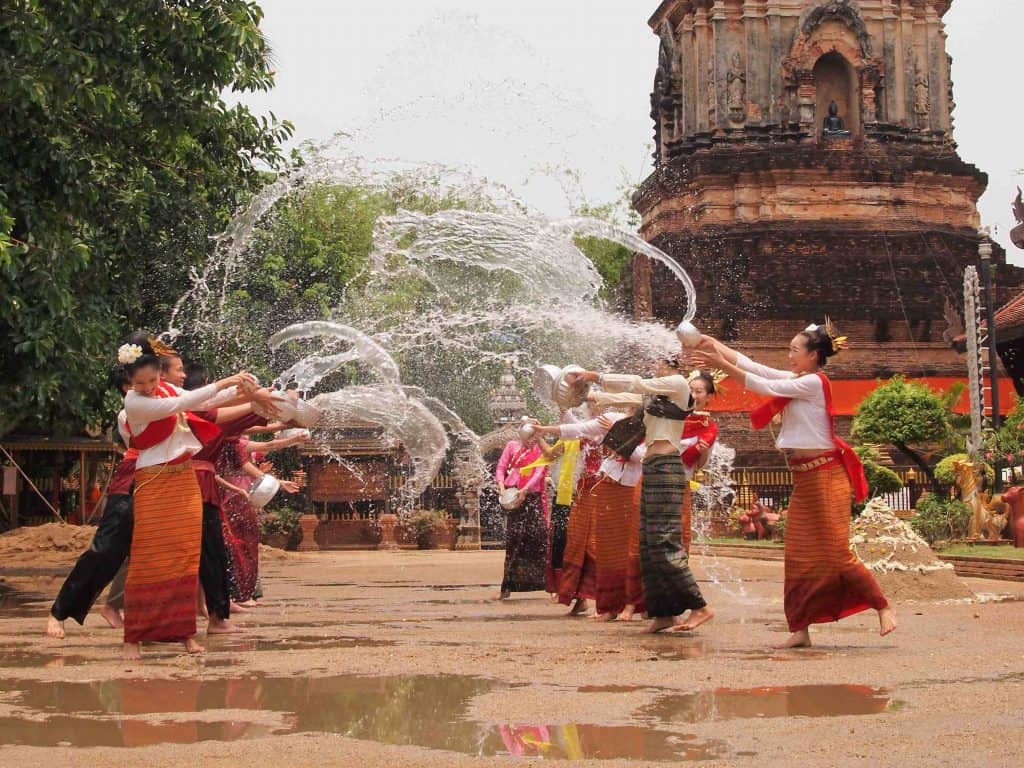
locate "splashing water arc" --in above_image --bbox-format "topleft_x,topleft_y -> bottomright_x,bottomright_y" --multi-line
169,154 -> 704,510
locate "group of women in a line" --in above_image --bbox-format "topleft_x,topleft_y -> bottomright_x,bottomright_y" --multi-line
495,323 -> 897,647
46,333 -> 308,659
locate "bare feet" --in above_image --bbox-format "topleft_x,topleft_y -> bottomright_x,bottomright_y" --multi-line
590,612 -> 614,622
615,606 -> 637,622
183,637 -> 205,654
567,599 -> 589,616
673,606 -> 715,632
45,615 -> 66,640
878,607 -> 898,637
239,599 -> 258,608
99,604 -> 124,629
773,628 -> 812,649
646,616 -> 680,634
207,616 -> 242,634
491,590 -> 511,601
230,601 -> 250,614
123,642 -> 142,661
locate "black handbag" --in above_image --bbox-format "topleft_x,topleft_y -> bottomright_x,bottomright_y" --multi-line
602,411 -> 646,460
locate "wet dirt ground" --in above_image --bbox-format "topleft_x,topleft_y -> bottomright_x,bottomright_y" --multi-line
1,550 -> 1023,767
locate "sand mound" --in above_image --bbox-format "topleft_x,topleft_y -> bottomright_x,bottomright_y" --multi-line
850,498 -> 974,602
259,543 -> 295,560
0,523 -> 96,558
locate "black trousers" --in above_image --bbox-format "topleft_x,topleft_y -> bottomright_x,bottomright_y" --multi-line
51,494 -> 133,624
51,496 -> 232,624
199,502 -> 232,620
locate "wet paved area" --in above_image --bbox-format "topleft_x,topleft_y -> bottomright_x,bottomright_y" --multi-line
1,550 -> 1023,766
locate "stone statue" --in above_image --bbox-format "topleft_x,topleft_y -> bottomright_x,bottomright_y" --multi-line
822,100 -> 850,138
727,51 -> 746,122
914,58 -> 929,127
953,459 -> 1009,541
1011,187 -> 1024,250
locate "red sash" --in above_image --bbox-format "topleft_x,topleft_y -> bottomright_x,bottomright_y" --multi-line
128,382 -> 221,450
681,412 -> 718,469
749,373 -> 869,502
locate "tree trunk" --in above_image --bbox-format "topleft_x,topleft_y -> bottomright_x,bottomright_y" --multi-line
896,442 -> 941,495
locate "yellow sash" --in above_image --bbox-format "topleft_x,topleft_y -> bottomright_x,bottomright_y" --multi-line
519,439 -> 580,506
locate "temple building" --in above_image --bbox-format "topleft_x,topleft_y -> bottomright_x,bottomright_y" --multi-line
635,0 -> 1024,463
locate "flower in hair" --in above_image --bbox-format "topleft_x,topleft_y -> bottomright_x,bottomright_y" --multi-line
118,344 -> 143,365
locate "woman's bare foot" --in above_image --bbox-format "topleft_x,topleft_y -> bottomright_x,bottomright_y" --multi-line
99,605 -> 124,629
45,615 -> 66,639
239,599 -> 258,608
123,642 -> 142,661
878,607 -> 898,637
646,616 -> 680,634
183,637 -> 205,654
491,590 -> 511,601
773,628 -> 811,649
230,601 -> 250,614
615,606 -> 637,622
673,606 -> 715,632
549,593 -> 558,603
567,599 -> 589,616
590,612 -> 614,622
207,616 -> 241,634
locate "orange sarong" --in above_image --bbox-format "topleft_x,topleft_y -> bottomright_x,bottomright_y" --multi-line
558,477 -> 599,604
124,461 -> 203,643
784,464 -> 888,632
592,478 -> 637,616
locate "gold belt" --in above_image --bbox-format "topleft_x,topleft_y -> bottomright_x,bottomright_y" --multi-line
136,459 -> 194,477
789,453 -> 839,473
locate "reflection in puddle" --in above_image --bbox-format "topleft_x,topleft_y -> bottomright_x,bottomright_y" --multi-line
641,641 -> 829,663
642,684 -> 894,722
0,674 -> 721,761
0,649 -> 90,668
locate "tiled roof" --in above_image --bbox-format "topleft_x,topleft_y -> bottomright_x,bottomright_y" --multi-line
994,288 -> 1024,332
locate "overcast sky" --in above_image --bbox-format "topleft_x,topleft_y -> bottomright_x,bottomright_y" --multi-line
237,0 -> 1023,261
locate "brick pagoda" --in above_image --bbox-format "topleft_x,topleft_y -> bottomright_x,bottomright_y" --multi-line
634,0 -> 1024,463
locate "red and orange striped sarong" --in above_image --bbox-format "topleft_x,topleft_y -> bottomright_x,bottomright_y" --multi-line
784,463 -> 888,632
625,481 -> 693,614
592,478 -> 637,616
124,461 -> 203,644
558,477 -> 599,605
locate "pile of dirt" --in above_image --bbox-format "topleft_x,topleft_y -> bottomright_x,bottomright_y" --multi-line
259,543 -> 296,561
850,498 -> 974,602
0,523 -> 96,565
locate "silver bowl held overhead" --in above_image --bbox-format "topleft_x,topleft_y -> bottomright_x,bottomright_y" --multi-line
675,320 -> 702,349
535,364 -> 591,410
253,391 -> 322,428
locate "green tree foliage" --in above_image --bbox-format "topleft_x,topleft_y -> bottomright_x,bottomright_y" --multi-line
0,1 -> 292,436
911,492 -> 971,545
853,445 -> 904,498
852,377 -> 953,492
934,453 -> 994,487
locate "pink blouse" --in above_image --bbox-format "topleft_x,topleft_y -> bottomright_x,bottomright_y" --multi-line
495,441 -> 546,493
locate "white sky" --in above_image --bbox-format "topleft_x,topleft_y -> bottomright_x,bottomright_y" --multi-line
237,0 -> 1023,261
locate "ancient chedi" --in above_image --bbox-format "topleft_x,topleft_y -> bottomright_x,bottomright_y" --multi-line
634,0 -> 1024,461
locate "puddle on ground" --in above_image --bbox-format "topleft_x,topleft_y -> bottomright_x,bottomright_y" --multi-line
641,684 -> 895,722
0,589 -> 51,618
0,673 -> 724,761
205,635 -> 394,653
641,641 -> 829,663
0,649 -> 90,668
578,685 -> 651,694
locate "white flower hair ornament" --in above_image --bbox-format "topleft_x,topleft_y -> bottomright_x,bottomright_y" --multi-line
118,344 -> 143,365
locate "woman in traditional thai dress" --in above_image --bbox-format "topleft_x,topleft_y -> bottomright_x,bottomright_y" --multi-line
567,363 -> 714,634
679,371 -> 720,554
535,407 -> 645,620
618,366 -> 720,621
119,337 -> 252,660
493,430 -> 549,600
530,413 -> 583,597
689,321 -> 897,648
217,433 -> 303,607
